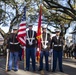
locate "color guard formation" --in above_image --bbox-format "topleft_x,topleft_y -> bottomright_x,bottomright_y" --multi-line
5,23 -> 65,73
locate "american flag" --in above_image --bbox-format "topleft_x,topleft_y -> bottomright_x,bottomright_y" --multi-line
17,6 -> 26,46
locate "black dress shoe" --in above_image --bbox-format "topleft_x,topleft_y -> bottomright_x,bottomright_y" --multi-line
25,69 -> 29,71
60,70 -> 64,72
7,70 -> 11,72
14,69 -> 18,71
46,69 -> 49,72
25,68 -> 29,71
38,69 -> 42,71
51,70 -> 55,72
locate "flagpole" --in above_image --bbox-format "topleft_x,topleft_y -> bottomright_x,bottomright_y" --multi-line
23,5 -> 26,70
39,0 -> 44,74
17,4 -> 26,70
36,0 -> 42,63
24,46 -> 26,70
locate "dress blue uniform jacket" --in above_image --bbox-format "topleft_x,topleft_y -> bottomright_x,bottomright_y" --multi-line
7,33 -> 20,52
51,36 -> 65,51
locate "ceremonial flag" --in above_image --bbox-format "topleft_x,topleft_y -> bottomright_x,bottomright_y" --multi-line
17,6 -> 26,46
17,6 -> 26,59
36,5 -> 42,62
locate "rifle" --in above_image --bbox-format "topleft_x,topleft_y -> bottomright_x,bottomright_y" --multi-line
51,50 -> 53,70
5,49 -> 9,71
49,49 -> 53,70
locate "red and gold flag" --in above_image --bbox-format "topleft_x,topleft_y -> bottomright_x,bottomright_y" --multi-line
36,5 -> 42,62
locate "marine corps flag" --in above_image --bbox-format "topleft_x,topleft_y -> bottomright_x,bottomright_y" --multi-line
36,4 -> 42,62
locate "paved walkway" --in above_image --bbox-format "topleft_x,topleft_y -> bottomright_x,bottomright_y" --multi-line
0,56 -> 76,75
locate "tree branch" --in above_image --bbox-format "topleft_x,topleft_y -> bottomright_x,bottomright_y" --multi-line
44,0 -> 76,20
68,0 -> 73,10
59,14 -> 73,21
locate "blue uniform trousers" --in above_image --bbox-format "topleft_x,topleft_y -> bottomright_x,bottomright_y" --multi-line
52,50 -> 63,71
8,52 -> 18,70
18,49 -> 22,61
39,50 -> 49,71
26,47 -> 36,71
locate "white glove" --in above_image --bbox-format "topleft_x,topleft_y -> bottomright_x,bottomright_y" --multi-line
50,49 -> 53,53
37,48 -> 39,51
6,49 -> 9,53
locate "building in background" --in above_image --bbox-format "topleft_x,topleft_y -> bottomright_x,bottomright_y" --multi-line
0,33 -> 4,45
71,30 -> 76,44
65,35 -> 72,47
0,33 -> 4,55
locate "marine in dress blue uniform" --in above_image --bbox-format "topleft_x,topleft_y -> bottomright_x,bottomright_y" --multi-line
51,29 -> 65,72
7,27 -> 20,71
26,24 -> 37,71
38,25 -> 51,71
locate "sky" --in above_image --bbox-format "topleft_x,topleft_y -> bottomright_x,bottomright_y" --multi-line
0,26 -> 9,33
